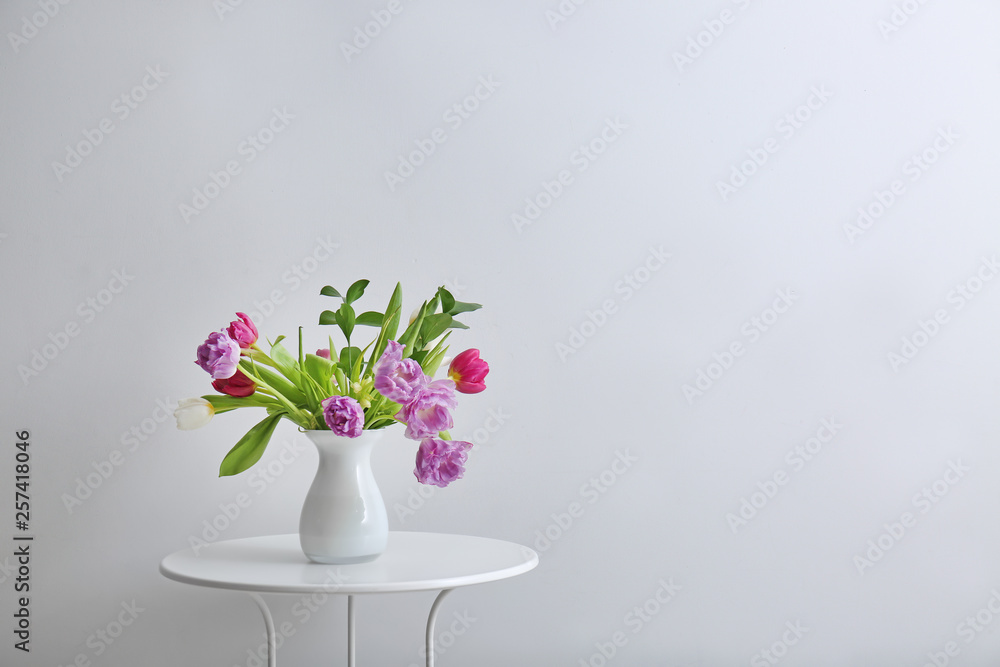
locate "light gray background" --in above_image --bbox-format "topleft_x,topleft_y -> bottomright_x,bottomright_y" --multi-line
2,1 -> 1000,665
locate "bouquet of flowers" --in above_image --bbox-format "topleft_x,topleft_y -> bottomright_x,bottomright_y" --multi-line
174,281 -> 489,487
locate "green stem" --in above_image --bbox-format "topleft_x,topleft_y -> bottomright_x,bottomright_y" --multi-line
239,360 -> 311,425
298,326 -> 304,369
246,347 -> 280,368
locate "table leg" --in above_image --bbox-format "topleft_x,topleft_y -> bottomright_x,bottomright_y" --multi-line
347,595 -> 356,667
425,588 -> 453,667
249,593 -> 276,667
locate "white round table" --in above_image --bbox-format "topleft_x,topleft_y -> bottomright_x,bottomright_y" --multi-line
160,532 -> 538,667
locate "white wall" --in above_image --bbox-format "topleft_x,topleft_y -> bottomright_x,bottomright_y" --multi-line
3,0 -> 1000,665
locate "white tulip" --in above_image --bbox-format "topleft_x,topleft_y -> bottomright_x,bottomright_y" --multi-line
174,398 -> 215,430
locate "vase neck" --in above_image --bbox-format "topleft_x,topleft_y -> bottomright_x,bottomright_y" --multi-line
304,429 -> 385,453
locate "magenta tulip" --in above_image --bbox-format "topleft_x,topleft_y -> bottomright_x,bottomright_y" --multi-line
448,349 -> 489,394
227,312 -> 258,348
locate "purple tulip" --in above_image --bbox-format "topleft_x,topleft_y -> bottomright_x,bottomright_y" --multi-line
414,438 -> 472,487
396,379 -> 457,440
373,340 -> 428,404
321,395 -> 365,438
196,331 -> 241,379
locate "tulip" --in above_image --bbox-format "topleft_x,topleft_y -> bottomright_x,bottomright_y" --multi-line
316,348 -> 331,359
396,379 -> 457,440
195,331 -> 241,379
374,340 -> 428,404
448,349 -> 489,394
321,395 -> 365,438
227,312 -> 258,349
212,369 -> 256,397
414,438 -> 472,487
174,398 -> 215,430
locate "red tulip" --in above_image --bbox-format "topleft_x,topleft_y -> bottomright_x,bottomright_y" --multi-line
448,349 -> 489,394
212,369 -> 256,397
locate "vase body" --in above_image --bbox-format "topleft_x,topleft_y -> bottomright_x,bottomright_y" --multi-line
299,430 -> 388,564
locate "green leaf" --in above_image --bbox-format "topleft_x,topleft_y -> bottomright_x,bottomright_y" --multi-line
426,294 -> 441,317
303,353 -> 335,395
299,371 -> 328,416
437,286 -> 456,314
420,331 -> 451,377
339,347 -> 363,376
320,285 -> 342,299
383,283 -> 402,342
449,300 -> 482,315
203,394 -> 281,414
328,335 -> 338,366
356,311 -> 383,327
345,279 -> 370,305
338,303 -> 356,341
270,340 -> 301,382
219,414 -> 282,476
398,300 -> 427,357
420,313 -> 453,344
365,283 -> 402,378
319,310 -> 338,325
254,364 -> 306,404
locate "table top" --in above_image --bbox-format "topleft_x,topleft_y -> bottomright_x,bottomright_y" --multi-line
160,532 -> 539,594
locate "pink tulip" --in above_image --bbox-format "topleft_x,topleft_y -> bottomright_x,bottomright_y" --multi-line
448,349 -> 489,394
227,312 -> 258,349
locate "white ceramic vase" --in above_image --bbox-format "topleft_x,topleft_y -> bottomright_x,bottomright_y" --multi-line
299,429 -> 388,564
